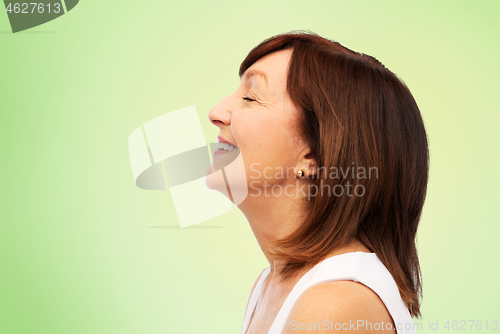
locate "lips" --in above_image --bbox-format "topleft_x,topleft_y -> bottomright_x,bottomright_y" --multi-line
217,135 -> 237,146
215,135 -> 238,155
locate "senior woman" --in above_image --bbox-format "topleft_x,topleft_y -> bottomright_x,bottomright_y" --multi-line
205,31 -> 428,334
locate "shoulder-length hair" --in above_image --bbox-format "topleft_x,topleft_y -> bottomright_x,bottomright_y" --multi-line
239,31 -> 429,318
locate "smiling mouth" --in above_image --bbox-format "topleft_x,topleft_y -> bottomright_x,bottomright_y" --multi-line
215,142 -> 238,152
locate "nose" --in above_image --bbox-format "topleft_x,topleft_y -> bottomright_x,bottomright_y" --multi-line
208,95 -> 232,128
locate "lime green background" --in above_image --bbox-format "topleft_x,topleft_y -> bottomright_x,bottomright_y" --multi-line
1,1 -> 499,333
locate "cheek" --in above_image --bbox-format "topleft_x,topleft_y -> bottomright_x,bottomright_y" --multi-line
232,112 -> 299,168
232,113 -> 271,153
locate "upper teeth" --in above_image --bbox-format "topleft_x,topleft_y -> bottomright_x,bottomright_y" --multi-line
216,142 -> 237,152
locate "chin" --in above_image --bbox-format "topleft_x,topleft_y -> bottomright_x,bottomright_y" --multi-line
203,164 -> 226,191
204,153 -> 249,206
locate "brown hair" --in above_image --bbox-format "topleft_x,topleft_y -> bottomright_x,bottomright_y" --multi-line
239,31 -> 428,318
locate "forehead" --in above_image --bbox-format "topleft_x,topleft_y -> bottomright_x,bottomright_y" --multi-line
241,49 -> 293,89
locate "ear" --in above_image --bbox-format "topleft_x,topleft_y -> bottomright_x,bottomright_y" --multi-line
297,146 -> 317,178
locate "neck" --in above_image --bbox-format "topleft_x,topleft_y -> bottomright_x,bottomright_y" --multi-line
237,190 -> 309,275
237,192 -> 373,282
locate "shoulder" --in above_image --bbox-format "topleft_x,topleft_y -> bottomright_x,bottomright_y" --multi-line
283,280 -> 396,333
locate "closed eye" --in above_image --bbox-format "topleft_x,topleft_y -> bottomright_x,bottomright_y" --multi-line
243,97 -> 256,102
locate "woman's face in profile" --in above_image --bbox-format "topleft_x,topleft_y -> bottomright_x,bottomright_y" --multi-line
207,49 -> 309,198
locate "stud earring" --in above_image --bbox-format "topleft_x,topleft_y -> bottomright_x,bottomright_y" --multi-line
297,169 -> 305,177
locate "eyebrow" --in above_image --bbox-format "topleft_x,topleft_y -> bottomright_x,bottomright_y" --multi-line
241,69 -> 268,88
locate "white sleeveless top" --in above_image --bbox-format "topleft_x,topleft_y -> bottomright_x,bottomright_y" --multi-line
241,252 -> 417,334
